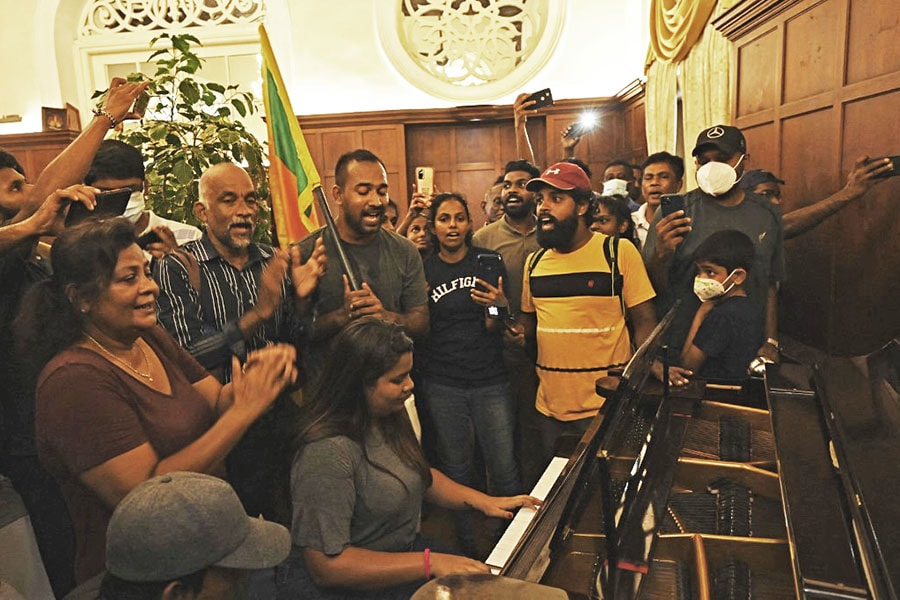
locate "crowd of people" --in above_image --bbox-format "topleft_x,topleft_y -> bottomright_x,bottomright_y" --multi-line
0,78 -> 894,600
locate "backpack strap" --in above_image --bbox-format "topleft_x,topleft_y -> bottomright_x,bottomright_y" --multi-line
603,235 -> 625,316
527,247 -> 548,277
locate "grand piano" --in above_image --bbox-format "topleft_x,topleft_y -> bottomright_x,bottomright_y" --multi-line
477,310 -> 900,599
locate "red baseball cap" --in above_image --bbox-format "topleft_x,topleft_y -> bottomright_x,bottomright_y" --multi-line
526,162 -> 592,194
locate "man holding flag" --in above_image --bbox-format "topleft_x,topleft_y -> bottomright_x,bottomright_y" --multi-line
297,149 -> 430,380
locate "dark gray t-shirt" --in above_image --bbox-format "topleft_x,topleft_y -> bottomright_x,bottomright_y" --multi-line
290,428 -> 425,555
641,188 -> 785,351
298,228 -> 428,378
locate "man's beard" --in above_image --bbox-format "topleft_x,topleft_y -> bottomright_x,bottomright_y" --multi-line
502,193 -> 534,219
537,213 -> 580,249
347,205 -> 385,236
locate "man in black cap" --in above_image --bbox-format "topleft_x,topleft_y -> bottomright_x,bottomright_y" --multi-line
642,125 -> 785,364
67,472 -> 290,600
741,159 -> 893,239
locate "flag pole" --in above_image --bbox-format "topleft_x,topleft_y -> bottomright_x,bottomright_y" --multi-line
313,186 -> 360,291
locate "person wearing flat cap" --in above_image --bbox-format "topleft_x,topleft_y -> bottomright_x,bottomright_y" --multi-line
65,472 -> 290,600
513,162 -> 688,462
642,124 -> 786,365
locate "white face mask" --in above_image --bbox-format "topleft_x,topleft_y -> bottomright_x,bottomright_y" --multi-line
122,190 -> 145,224
696,155 -> 744,197
602,178 -> 629,197
693,271 -> 736,302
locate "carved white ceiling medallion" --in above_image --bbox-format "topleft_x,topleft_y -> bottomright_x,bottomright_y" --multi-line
377,0 -> 564,102
79,0 -> 265,36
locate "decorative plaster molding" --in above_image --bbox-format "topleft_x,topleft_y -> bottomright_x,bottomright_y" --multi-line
713,0 -> 807,40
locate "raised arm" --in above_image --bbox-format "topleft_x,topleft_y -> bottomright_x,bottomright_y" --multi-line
14,78 -> 148,224
513,93 -> 537,164
783,156 -> 893,239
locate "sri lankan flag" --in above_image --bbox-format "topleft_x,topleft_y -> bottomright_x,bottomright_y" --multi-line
259,24 -> 321,248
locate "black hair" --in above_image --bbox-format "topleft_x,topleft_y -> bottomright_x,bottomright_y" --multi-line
280,319 -> 430,519
503,159 -> 541,179
692,229 -> 755,273
98,569 -> 206,600
604,159 -> 634,182
385,198 -> 399,226
14,217 -> 137,378
641,151 -> 685,181
561,157 -> 593,178
593,194 -> 638,247
334,149 -> 386,188
85,139 -> 145,185
428,192 -> 474,248
0,148 -> 25,177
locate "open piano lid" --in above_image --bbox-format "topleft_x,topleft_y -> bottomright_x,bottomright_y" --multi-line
501,305 -> 685,598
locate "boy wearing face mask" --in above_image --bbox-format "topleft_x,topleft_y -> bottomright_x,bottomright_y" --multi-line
680,230 -> 763,381
642,125 -> 784,364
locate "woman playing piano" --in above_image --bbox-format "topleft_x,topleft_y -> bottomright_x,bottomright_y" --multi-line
277,318 -> 539,599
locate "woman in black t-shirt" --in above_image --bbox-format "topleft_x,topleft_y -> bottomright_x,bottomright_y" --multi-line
420,193 -> 523,555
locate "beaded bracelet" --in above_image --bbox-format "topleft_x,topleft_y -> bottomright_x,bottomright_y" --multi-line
92,108 -> 119,128
423,547 -> 432,580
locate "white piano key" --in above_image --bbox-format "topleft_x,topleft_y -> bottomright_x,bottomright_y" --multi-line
486,456 -> 568,572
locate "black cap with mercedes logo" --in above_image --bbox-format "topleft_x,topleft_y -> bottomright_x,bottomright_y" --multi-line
692,124 -> 747,157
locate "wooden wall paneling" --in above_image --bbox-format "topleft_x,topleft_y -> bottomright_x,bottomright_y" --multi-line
719,0 -> 900,355
780,108 -> 839,350
837,90 -> 900,354
782,0 -> 843,104
845,0 -> 900,85
736,26 -> 781,118
0,131 -> 79,181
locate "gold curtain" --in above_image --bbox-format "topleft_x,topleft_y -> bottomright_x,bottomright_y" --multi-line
645,59 -> 679,155
650,0 -> 717,63
645,0 -> 741,187
678,0 -> 735,189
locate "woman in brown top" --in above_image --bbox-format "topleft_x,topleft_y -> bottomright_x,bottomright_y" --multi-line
15,217 -> 300,583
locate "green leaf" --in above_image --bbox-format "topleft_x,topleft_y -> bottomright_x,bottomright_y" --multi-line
172,160 -> 194,184
172,36 -> 190,54
207,82 -> 225,94
149,124 -> 169,141
231,98 -> 247,118
178,80 -> 200,105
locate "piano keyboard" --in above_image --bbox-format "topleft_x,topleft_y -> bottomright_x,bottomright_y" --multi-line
486,456 -> 569,574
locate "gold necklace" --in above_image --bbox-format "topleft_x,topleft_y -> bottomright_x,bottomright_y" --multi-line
85,334 -> 154,381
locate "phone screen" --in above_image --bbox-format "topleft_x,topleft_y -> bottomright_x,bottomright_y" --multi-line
65,188 -> 133,227
660,194 -> 686,218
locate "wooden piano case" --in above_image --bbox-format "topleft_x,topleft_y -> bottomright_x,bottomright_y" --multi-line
499,315 -> 898,598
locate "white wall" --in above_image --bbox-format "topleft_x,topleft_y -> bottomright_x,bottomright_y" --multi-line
0,0 -> 650,135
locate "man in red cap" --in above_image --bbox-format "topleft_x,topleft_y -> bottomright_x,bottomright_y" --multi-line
515,162 -> 684,461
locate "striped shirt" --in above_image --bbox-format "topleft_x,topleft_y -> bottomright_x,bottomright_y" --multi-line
155,233 -> 305,380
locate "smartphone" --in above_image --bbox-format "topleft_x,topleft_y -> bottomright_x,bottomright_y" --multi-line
564,120 -> 594,138
136,230 -> 163,249
660,193 -> 686,218
475,252 -> 503,288
415,166 -> 434,196
526,88 -> 553,109
870,155 -> 899,179
65,187 -> 132,227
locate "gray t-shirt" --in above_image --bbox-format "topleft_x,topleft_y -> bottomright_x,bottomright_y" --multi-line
641,188 -> 785,351
290,428 -> 425,555
298,228 -> 428,378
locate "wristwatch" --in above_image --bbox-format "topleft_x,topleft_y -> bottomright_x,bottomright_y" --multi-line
765,337 -> 780,351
